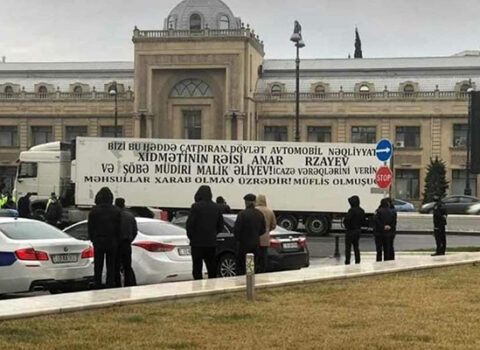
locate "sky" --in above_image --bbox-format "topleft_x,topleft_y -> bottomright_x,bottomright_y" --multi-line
1,0 -> 480,62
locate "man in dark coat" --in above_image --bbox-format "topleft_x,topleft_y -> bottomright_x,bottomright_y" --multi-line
114,198 -> 138,287
432,195 -> 447,256
374,198 -> 397,262
186,185 -> 224,280
216,196 -> 231,214
343,195 -> 365,265
45,193 -> 62,227
88,187 -> 121,288
17,193 -> 32,218
234,193 -> 266,275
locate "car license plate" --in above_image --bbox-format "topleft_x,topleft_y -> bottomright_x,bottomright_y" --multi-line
283,242 -> 298,249
51,254 -> 79,264
178,247 -> 191,256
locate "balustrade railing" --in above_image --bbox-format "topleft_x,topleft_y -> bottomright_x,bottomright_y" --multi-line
0,91 -> 133,101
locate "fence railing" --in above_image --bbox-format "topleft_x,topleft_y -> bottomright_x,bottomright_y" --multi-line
0,91 -> 133,101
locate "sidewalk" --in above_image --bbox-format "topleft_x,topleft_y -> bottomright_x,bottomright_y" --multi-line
1,252 -> 479,321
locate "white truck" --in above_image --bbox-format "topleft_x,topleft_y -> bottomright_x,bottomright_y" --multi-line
14,137 -> 386,235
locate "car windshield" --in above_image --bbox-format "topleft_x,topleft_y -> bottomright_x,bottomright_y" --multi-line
0,221 -> 70,240
138,221 -> 186,236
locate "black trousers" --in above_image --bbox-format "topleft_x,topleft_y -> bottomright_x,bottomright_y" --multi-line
93,241 -> 117,288
257,246 -> 269,273
434,226 -> 447,255
345,230 -> 361,264
115,240 -> 136,287
235,245 -> 259,276
374,233 -> 394,262
191,246 -> 217,280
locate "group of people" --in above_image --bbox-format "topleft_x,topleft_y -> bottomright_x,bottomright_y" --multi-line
344,195 -> 448,265
87,187 -> 138,289
186,185 -> 276,279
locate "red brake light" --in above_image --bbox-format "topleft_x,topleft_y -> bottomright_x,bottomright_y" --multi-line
270,238 -> 282,250
132,241 -> 175,252
81,246 -> 94,259
298,237 -> 307,248
15,248 -> 49,261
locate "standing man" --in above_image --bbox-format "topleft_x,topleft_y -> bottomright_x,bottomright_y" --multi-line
216,196 -> 231,214
45,193 -> 62,227
114,198 -> 138,287
17,193 -> 32,218
432,194 -> 447,256
88,187 -> 121,289
234,194 -> 266,275
186,185 -> 224,280
343,195 -> 365,265
374,198 -> 397,262
255,194 -> 276,273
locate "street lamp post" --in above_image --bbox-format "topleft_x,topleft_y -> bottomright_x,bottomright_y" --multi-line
465,86 -> 474,196
109,81 -> 118,138
290,21 -> 305,142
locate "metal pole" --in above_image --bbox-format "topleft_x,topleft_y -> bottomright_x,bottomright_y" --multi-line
295,44 -> 300,142
246,253 -> 255,302
114,91 -> 118,138
465,90 -> 472,195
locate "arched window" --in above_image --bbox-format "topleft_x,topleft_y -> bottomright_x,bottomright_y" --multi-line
167,16 -> 176,29
219,15 -> 230,30
314,85 -> 326,95
460,83 -> 471,93
38,86 -> 48,98
170,79 -> 212,98
359,84 -> 370,93
403,84 -> 414,94
190,14 -> 202,31
73,86 -> 83,95
271,84 -> 282,95
4,86 -> 13,97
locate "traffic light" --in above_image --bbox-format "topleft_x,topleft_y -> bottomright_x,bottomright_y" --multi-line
471,91 -> 480,174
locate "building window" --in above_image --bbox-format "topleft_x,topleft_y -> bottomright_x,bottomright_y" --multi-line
403,84 -> 415,96
183,111 -> 202,139
190,14 -> 202,30
359,84 -> 370,93
452,170 -> 477,196
0,126 -> 18,147
31,126 -> 53,146
170,79 -> 212,98
307,126 -> 331,142
219,15 -> 230,30
100,126 -> 123,138
314,85 -> 326,95
395,169 -> 420,200
460,83 -> 470,93
73,86 -> 83,96
453,124 -> 467,148
264,126 -> 288,142
271,84 -> 282,95
351,126 -> 376,144
396,126 -> 420,148
38,86 -> 48,98
65,126 -> 88,141
4,86 -> 13,97
0,166 -> 17,193
167,16 -> 176,29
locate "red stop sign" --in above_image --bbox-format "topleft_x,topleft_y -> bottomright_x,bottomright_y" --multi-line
376,166 -> 393,189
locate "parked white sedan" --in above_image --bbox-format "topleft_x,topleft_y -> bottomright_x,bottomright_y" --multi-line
64,218 -> 192,285
0,218 -> 94,295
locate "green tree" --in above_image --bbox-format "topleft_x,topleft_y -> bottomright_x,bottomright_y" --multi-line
422,157 -> 449,203
354,27 -> 363,58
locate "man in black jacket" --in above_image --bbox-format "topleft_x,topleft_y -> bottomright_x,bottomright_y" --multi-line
374,198 -> 397,262
45,193 -> 62,227
234,193 -> 266,275
343,195 -> 365,265
88,187 -> 121,288
17,193 -> 32,218
186,185 -> 224,280
432,195 -> 447,256
114,198 -> 138,287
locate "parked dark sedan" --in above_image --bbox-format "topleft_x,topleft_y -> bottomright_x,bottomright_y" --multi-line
419,195 -> 480,214
172,214 -> 310,277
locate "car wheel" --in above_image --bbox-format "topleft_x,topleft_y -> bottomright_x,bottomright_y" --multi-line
305,215 -> 330,236
277,215 -> 298,231
217,253 -> 236,278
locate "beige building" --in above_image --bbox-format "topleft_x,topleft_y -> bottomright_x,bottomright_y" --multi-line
0,0 -> 479,204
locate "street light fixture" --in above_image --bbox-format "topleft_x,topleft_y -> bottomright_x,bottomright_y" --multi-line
465,85 -> 474,195
290,20 -> 305,143
109,81 -> 118,138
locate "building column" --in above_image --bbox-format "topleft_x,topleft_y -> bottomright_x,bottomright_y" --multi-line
146,114 -> 154,138
133,114 -> 141,138
225,114 -> 233,140
236,114 -> 246,141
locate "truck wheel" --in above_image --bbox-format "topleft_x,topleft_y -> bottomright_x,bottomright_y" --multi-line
277,215 -> 298,231
305,215 -> 330,236
217,253 -> 236,278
